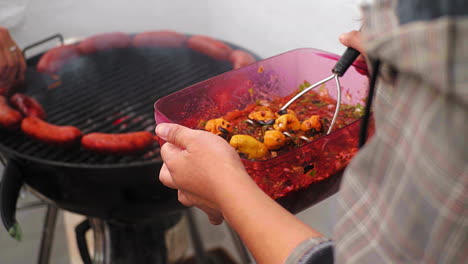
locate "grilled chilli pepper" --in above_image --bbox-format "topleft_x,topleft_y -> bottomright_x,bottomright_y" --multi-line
204,118 -> 232,135
263,130 -> 287,150
301,115 -> 322,131
248,106 -> 276,122
273,113 -> 301,132
229,135 -> 268,159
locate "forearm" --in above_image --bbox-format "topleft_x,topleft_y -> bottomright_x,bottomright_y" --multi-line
218,174 -> 323,264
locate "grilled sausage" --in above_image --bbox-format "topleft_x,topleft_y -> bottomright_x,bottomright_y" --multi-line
36,44 -> 79,74
229,49 -> 256,69
81,131 -> 154,155
77,32 -> 132,54
21,116 -> 82,146
132,31 -> 188,48
187,35 -> 233,61
9,93 -> 47,120
0,96 -> 22,130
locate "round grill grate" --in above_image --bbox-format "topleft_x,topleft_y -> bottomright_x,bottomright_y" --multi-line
0,47 -> 233,166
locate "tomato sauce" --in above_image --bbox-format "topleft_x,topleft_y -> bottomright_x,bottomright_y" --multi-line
193,82 -> 368,199
197,82 -> 364,161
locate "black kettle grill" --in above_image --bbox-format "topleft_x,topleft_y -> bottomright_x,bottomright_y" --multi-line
0,34 -> 255,263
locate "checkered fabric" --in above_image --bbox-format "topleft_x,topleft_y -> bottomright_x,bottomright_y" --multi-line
286,1 -> 467,263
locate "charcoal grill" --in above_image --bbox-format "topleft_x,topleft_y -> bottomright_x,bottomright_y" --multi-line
0,33 -> 259,263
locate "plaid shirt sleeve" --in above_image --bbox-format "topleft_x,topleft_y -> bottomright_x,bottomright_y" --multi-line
286,1 -> 467,263
333,2 -> 468,264
285,237 -> 334,264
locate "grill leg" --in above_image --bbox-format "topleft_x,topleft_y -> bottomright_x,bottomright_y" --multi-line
186,209 -> 211,264
89,218 -> 111,264
38,205 -> 58,264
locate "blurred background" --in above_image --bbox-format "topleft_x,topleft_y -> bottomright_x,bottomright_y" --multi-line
1,0 -> 361,263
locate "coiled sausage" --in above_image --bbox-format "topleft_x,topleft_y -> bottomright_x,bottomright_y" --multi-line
187,35 -> 233,61
132,31 -> 187,48
36,44 -> 79,74
77,32 -> 132,54
229,49 -> 256,69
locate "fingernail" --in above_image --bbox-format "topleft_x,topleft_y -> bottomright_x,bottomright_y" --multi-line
156,124 -> 170,140
339,33 -> 346,42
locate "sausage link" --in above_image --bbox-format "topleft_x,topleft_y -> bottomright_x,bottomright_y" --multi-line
77,32 -> 132,54
21,117 -> 82,146
229,49 -> 256,69
0,96 -> 22,130
9,93 -> 47,119
187,35 -> 233,61
81,131 -> 154,155
132,31 -> 187,48
36,44 -> 79,74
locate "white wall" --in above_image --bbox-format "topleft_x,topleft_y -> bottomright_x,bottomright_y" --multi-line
7,0 -> 362,58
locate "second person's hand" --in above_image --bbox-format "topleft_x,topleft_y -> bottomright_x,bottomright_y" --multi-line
0,27 -> 26,96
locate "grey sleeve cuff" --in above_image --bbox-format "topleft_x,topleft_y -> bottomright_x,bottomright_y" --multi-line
285,236 -> 334,264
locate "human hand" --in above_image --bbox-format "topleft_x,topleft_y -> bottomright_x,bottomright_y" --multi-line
339,30 -> 368,75
156,123 -> 254,225
0,27 -> 26,95
158,124 -> 325,263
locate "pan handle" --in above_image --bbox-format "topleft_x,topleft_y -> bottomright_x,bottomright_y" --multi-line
22,33 -> 65,59
0,160 -> 24,241
332,47 -> 361,77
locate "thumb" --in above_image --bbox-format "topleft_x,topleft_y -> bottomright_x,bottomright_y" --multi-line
339,30 -> 365,55
156,123 -> 199,150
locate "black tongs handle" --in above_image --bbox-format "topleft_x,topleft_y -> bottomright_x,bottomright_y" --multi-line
332,47 -> 360,77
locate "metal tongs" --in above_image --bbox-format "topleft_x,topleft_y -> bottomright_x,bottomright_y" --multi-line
278,47 -> 360,134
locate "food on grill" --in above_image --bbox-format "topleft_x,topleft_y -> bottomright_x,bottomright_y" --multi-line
132,31 -> 188,48
187,35 -> 233,61
229,135 -> 269,159
81,131 -> 154,155
229,49 -> 256,69
273,113 -> 301,132
21,117 -> 82,146
0,96 -> 22,130
77,32 -> 132,54
9,93 -> 47,120
198,83 -> 364,160
37,44 -> 79,74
